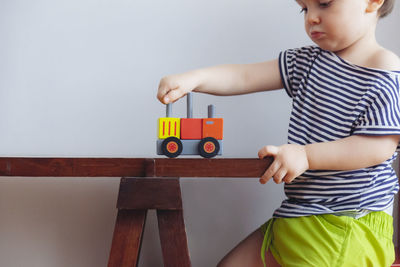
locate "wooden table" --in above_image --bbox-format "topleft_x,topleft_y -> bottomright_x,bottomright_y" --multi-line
0,157 -> 272,267
0,157 -> 398,267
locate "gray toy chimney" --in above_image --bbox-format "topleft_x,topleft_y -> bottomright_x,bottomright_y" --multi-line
187,93 -> 193,118
208,104 -> 215,118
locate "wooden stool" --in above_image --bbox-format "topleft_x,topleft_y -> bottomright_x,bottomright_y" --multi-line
108,177 -> 191,267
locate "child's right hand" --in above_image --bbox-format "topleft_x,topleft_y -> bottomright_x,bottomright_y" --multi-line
157,71 -> 200,105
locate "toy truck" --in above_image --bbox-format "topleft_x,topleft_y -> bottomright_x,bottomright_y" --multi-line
157,93 -> 223,158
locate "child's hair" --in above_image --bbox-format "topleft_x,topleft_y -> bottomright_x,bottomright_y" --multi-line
379,0 -> 395,18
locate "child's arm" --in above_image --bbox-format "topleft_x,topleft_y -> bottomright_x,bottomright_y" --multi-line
258,135 -> 400,184
157,59 -> 283,104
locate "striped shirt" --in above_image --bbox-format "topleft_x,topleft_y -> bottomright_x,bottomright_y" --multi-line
273,46 -> 400,218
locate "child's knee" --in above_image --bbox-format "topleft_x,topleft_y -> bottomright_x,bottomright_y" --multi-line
216,256 -> 231,267
216,251 -> 249,267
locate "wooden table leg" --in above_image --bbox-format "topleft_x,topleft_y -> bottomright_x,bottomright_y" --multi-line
108,177 -> 191,267
157,209 -> 191,267
108,209 -> 147,267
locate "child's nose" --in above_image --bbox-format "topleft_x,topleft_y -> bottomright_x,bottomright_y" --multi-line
306,12 -> 321,25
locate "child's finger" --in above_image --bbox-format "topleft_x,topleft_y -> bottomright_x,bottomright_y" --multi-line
157,79 -> 171,103
259,161 -> 281,185
273,168 -> 287,184
283,172 -> 296,184
157,88 -> 168,104
164,88 -> 186,104
258,145 -> 279,159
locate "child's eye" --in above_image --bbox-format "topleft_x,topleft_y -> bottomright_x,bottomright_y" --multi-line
319,1 -> 332,8
300,7 -> 308,13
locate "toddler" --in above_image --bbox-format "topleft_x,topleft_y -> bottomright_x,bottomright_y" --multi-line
157,0 -> 400,266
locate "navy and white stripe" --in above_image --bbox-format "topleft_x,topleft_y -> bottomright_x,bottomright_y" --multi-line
274,46 -> 400,218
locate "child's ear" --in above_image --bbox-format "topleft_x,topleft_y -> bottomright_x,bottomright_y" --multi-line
365,0 -> 384,13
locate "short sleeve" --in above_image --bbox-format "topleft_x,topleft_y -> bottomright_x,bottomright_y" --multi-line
279,46 -> 321,98
353,73 -> 400,138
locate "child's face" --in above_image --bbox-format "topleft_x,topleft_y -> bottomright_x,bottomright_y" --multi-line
295,0 -> 375,52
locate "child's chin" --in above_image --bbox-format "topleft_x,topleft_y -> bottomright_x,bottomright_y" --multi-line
313,42 -> 338,53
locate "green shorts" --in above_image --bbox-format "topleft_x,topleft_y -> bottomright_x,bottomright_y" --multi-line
260,211 -> 394,267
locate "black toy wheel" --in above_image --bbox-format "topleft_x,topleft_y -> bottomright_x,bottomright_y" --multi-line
162,137 -> 183,158
198,137 -> 220,158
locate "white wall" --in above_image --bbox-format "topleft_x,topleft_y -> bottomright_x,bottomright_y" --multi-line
0,1 -> 399,266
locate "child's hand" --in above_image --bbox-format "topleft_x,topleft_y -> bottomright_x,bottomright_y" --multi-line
258,144 -> 309,184
157,72 -> 200,104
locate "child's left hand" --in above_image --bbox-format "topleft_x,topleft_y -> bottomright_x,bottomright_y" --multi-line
258,144 -> 309,184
